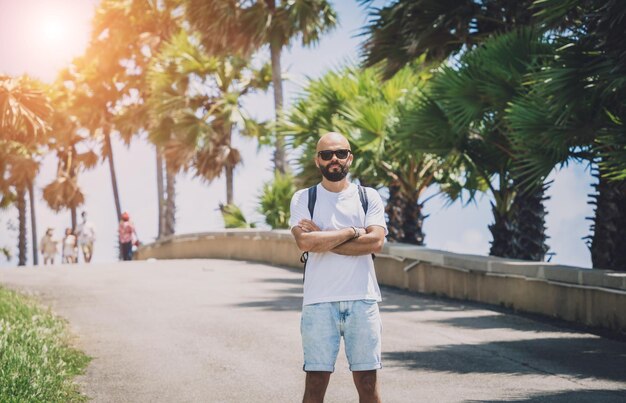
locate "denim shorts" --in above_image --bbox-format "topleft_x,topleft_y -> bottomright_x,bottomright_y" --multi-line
301,300 -> 382,372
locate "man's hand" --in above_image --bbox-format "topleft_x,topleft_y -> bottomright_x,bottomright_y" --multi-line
298,219 -> 321,233
331,225 -> 385,256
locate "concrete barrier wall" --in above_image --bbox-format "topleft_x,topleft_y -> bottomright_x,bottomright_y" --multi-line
136,230 -> 626,334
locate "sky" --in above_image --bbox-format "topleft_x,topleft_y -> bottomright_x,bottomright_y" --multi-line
0,0 -> 596,268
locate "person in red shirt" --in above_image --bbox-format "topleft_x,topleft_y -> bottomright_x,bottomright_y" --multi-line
118,211 -> 138,261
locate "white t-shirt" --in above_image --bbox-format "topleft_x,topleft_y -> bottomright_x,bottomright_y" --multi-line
77,221 -> 96,244
63,234 -> 77,257
289,183 -> 388,306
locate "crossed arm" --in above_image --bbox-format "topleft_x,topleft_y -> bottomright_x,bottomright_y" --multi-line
291,219 -> 385,256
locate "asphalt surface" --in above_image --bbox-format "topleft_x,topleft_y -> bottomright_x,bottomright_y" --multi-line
1,259 -> 626,402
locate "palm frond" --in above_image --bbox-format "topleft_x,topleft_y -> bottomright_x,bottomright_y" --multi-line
360,0 -> 536,78
219,203 -> 256,229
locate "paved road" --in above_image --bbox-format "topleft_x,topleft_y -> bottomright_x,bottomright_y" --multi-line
1,259 -> 626,402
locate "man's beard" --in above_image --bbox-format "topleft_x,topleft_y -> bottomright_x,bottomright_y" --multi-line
320,162 -> 349,182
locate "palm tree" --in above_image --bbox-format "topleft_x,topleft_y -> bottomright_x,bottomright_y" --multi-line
280,65 -> 474,244
258,170 -> 297,229
360,0 -> 536,78
42,84 -> 98,231
359,2 -> 561,258
396,29 -> 553,259
8,156 -> 39,266
90,0 -> 185,239
63,60 -> 124,228
146,31 -> 271,207
66,0 -> 184,236
506,0 -> 626,269
186,0 -> 337,174
0,75 -> 51,265
361,0 -> 625,267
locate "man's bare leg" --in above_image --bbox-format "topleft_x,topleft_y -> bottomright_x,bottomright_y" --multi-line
353,370 -> 381,403
83,245 -> 93,263
303,371 -> 331,403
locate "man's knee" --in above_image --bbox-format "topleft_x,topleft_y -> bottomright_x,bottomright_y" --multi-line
353,370 -> 378,392
306,371 -> 331,388
304,371 -> 331,402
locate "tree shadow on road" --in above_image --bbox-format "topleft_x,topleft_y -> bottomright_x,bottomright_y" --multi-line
236,296 -> 303,311
384,337 -> 626,383
234,264 -> 303,311
428,314 -> 550,333
467,389 -> 626,402
259,277 -> 304,286
379,285 -> 626,342
232,274 -> 476,313
379,286 -> 472,313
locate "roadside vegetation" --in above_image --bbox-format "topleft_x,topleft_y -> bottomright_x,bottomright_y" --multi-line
0,286 -> 90,402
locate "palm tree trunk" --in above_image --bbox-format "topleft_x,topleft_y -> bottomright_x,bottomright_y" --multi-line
164,160 -> 176,237
156,147 -> 165,239
104,127 -> 122,259
28,181 -> 38,266
104,128 -> 122,221
270,41 -> 287,174
71,206 -> 77,232
588,169 -> 626,271
511,181 -> 549,261
403,189 -> 425,245
385,182 -> 426,245
17,186 -> 27,266
488,198 -> 516,259
385,182 -> 405,242
226,165 -> 234,205
224,124 -> 235,205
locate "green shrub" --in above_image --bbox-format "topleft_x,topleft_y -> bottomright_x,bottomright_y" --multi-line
0,287 -> 90,402
258,170 -> 296,229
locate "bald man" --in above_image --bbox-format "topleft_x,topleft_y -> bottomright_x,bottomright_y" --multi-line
290,132 -> 387,403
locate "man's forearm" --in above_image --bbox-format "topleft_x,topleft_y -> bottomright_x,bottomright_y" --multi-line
331,233 -> 382,256
296,227 -> 356,253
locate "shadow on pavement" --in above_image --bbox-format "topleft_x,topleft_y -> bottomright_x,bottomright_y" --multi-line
233,276 -> 472,313
235,266 -> 303,311
378,286 -> 478,313
260,277 -> 304,286
468,389 -> 626,402
430,315 -> 548,332
384,337 -> 626,383
236,295 -> 303,311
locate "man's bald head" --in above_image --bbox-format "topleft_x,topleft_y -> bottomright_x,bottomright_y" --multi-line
314,132 -> 353,183
316,132 -> 351,152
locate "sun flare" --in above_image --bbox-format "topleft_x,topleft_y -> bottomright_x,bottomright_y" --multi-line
0,0 -> 95,82
41,17 -> 67,43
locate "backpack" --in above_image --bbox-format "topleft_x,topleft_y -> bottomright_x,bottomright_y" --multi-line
299,185 -> 370,281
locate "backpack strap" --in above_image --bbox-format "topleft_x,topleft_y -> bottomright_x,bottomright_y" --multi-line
357,185 -> 368,215
357,185 -> 377,261
307,185 -> 317,218
301,185 -> 318,283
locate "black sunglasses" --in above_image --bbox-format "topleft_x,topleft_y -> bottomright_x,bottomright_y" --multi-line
317,149 -> 352,161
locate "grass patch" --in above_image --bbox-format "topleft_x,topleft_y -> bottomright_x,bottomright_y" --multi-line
0,286 -> 90,402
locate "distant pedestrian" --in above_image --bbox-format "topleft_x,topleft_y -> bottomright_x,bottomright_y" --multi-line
62,228 -> 78,264
76,211 -> 96,263
119,211 -> 138,261
40,227 -> 58,265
